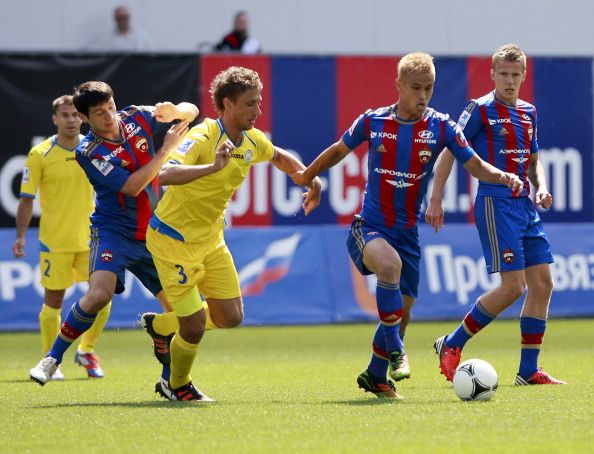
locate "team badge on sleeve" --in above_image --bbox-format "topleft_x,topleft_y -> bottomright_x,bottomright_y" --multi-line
176,139 -> 195,156
457,101 -> 476,129
91,158 -> 115,176
22,167 -> 30,183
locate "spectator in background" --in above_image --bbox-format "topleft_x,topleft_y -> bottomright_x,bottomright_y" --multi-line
87,5 -> 151,52
214,11 -> 261,54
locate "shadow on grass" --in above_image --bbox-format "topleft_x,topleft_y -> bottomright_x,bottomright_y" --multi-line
1,377 -> 95,384
31,401 -> 217,409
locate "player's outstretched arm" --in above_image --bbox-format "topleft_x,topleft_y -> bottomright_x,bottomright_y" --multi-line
153,102 -> 199,123
12,197 -> 34,258
463,155 -> 523,194
290,140 -> 351,187
159,139 -> 233,186
272,147 -> 322,216
425,148 -> 456,233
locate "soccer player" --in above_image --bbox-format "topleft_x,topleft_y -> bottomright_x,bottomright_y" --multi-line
142,66 -> 321,401
29,81 -> 198,386
13,95 -> 111,380
292,52 -> 522,399
426,44 -> 566,385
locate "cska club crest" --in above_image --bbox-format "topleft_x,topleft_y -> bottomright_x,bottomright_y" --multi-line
135,137 -> 148,152
502,249 -> 515,264
101,250 -> 113,263
418,149 -> 432,164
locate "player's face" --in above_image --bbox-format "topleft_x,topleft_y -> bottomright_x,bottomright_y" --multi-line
53,104 -> 82,139
396,72 -> 435,120
491,60 -> 526,105
225,87 -> 262,131
81,98 -> 119,139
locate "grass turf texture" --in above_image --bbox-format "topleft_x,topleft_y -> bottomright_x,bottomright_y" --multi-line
1,319 -> 592,453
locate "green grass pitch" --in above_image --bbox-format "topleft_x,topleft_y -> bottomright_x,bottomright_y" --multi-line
1,319 -> 592,453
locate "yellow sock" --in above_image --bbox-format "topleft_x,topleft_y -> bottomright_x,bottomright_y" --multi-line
78,302 -> 112,353
153,311 -> 179,335
169,333 -> 199,389
202,301 -> 217,331
153,301 -> 217,335
39,304 -> 61,354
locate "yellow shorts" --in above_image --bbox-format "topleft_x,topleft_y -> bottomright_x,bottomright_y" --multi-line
39,251 -> 89,290
146,226 -> 241,317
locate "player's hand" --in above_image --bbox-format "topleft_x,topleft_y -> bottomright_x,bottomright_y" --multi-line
12,237 -> 25,258
535,189 -> 553,209
290,170 -> 311,187
301,177 -> 322,216
153,102 -> 182,123
213,140 -> 233,171
500,172 -> 523,195
160,121 -> 189,154
425,199 -> 445,233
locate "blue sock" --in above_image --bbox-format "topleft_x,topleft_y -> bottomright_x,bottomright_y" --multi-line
161,365 -> 171,381
367,324 -> 389,381
48,301 -> 96,364
519,316 -> 546,378
376,281 -> 404,353
446,300 -> 494,349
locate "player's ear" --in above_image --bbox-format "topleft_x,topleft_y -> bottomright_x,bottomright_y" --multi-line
51,114 -> 58,127
490,68 -> 495,82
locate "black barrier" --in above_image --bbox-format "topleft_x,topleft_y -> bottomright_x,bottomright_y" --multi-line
0,53 -> 200,227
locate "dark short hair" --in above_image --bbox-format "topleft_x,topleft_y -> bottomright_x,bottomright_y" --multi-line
73,81 -> 114,116
52,95 -> 74,113
209,66 -> 261,115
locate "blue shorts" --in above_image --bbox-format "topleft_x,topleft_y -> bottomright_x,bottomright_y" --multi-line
346,216 -> 421,298
89,227 -> 162,295
474,195 -> 554,274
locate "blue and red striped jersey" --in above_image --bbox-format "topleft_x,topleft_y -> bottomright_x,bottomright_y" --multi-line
76,105 -> 167,241
342,104 -> 476,229
457,90 -> 538,197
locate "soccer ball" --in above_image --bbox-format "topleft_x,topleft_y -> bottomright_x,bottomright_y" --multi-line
452,359 -> 498,401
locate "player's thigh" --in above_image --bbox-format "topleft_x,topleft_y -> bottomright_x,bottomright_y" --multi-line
474,196 -> 526,273
199,243 -> 241,300
146,227 -> 206,313
39,251 -> 76,290
89,227 -> 130,294
73,250 -> 90,282
522,206 -> 554,268
392,231 -> 421,299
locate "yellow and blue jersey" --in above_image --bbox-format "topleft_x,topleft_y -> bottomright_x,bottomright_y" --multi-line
20,135 -> 94,252
151,118 -> 274,243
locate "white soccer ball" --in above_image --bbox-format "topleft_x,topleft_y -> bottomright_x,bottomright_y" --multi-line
453,359 -> 498,401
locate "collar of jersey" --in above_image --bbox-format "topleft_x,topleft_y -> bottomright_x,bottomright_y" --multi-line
216,118 -> 244,147
391,103 -> 424,125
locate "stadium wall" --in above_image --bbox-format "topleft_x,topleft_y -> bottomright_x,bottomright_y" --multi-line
0,54 -> 592,228
0,0 -> 593,56
1,224 -> 593,331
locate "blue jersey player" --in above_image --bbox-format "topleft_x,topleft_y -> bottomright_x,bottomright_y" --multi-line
29,81 -> 198,386
293,52 -> 522,399
427,44 -> 566,386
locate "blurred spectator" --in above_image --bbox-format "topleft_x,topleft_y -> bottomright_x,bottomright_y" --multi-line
86,6 -> 151,52
214,11 -> 261,54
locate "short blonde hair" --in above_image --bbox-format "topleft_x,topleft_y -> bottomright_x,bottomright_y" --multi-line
397,52 -> 435,80
492,43 -> 526,70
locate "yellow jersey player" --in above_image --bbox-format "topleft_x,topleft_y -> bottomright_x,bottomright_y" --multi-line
142,66 -> 321,401
13,95 -> 111,379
